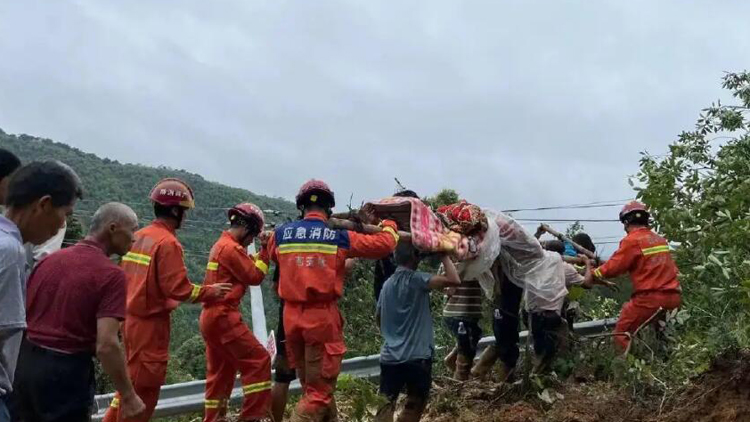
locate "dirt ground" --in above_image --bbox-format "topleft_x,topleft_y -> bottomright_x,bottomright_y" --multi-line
421,350 -> 750,422
198,350 -> 750,422
657,350 -> 750,422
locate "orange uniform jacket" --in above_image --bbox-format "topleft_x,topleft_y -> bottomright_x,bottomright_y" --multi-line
122,220 -> 214,318
267,212 -> 399,303
594,227 -> 680,295
203,231 -> 270,307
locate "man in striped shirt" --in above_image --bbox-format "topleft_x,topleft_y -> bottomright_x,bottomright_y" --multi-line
442,279 -> 484,380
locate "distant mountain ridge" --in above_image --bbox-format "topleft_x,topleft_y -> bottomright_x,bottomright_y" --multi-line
0,128 -> 297,273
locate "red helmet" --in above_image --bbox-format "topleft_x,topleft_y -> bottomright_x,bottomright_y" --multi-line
150,178 -> 195,209
296,179 -> 335,209
619,200 -> 649,223
228,203 -> 265,233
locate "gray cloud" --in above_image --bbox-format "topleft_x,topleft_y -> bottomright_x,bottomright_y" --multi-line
1,0 -> 748,251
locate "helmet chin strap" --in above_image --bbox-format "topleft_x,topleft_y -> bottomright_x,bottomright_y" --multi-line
239,228 -> 254,246
238,220 -> 261,246
172,207 -> 185,229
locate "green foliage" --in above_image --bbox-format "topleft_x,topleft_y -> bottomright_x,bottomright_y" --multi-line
173,335 -> 208,380
63,215 -> 85,246
622,70 -> 750,394
0,131 -> 297,387
565,221 -> 584,238
423,188 -> 460,210
335,375 -> 387,422
0,131 -> 298,281
340,260 -> 382,358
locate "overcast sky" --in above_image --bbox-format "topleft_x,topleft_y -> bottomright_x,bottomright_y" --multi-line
1,0 -> 748,253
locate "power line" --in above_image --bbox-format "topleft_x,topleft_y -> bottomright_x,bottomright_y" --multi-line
502,198 -> 633,213
514,218 -> 619,223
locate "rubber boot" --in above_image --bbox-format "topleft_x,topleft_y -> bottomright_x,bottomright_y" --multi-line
496,362 -> 516,383
470,345 -> 498,379
323,397 -> 339,422
374,402 -> 396,422
396,395 -> 426,422
453,353 -> 471,381
290,407 -> 327,422
271,382 -> 290,422
443,346 -> 458,374
241,416 -> 273,422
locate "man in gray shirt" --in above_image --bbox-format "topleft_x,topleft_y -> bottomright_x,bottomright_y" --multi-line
375,243 -> 460,422
0,161 -> 82,422
0,149 -> 67,271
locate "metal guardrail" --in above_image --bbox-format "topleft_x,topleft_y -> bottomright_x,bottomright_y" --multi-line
92,318 -> 617,420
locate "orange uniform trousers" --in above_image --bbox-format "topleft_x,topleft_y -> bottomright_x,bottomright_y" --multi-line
614,291 -> 681,351
199,306 -> 271,422
103,314 -> 171,422
284,302 -> 346,420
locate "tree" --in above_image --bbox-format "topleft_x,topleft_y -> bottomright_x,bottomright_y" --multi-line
63,215 -> 84,246
423,188 -> 460,210
635,71 -> 750,359
565,221 -> 585,238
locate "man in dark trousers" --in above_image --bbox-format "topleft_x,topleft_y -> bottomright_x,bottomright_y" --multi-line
13,203 -> 146,422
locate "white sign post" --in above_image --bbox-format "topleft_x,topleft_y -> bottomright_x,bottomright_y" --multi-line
246,243 -> 268,346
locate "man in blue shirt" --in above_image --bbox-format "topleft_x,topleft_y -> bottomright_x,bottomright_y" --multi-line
375,243 -> 460,422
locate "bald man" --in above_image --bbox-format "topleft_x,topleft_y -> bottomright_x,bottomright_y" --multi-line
13,203 -> 146,422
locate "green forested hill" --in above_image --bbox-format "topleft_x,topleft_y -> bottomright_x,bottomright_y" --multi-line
0,128 -> 298,272
0,128 -> 302,385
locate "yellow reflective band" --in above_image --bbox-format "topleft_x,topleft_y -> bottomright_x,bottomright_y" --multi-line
204,398 -> 228,409
110,397 -> 120,409
255,259 -> 269,275
642,245 -> 670,256
242,380 -> 272,395
593,268 -> 603,279
206,261 -> 219,271
278,243 -> 338,255
189,284 -> 201,302
122,252 -> 151,266
382,226 -> 400,243
204,399 -> 220,409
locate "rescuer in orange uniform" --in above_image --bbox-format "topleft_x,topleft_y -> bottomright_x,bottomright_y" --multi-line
200,203 -> 273,422
588,201 -> 681,352
267,180 -> 400,422
103,178 -> 231,422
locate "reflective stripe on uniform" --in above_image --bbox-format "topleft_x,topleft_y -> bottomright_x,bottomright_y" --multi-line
593,268 -> 603,279
109,397 -> 120,409
382,226 -> 400,243
122,252 -> 151,266
255,259 -> 269,275
204,399 -> 221,409
242,380 -> 272,395
278,243 -> 338,255
189,284 -> 201,302
206,261 -> 219,271
642,245 -> 670,256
